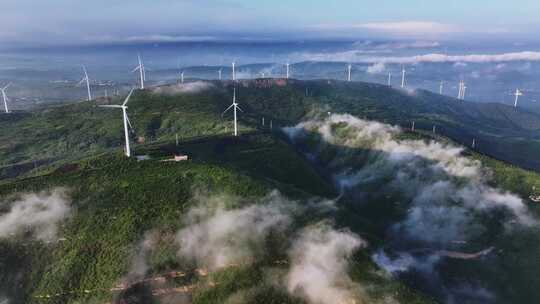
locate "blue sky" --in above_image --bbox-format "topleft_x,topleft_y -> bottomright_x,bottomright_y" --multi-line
3,0 -> 540,46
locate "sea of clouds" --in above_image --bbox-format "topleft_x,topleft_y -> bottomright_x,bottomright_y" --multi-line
283,113 -> 535,301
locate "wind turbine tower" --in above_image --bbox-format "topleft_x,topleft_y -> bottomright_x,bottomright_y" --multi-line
388,72 -> 392,86
99,89 -> 135,157
222,88 -> 244,137
457,80 -> 466,100
439,81 -> 444,95
79,65 -> 92,101
1,83 -> 11,113
218,68 -> 222,80
348,64 -> 352,82
401,66 -> 406,88
232,62 -> 236,81
132,54 -> 146,89
181,71 -> 185,84
286,62 -> 290,79
513,88 -> 523,108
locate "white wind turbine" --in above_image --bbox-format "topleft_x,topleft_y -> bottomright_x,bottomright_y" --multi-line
78,65 -> 92,101
222,88 -> 243,137
457,80 -> 466,100
232,61 -> 236,81
513,88 -> 523,108
132,54 -> 146,89
286,62 -> 290,79
1,83 -> 11,113
387,72 -> 392,86
439,81 -> 444,95
99,89 -> 135,157
218,68 -> 222,80
347,64 -> 352,82
401,66 -> 406,88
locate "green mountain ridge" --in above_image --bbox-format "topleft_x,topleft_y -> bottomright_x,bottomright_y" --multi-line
1,79 -> 540,304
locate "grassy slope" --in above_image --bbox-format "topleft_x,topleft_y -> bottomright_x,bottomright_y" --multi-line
0,134 -> 433,304
3,79 -> 540,176
0,87 -> 250,175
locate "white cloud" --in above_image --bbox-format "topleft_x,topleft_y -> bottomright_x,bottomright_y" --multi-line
0,188 -> 71,242
152,81 -> 215,95
287,225 -> 366,304
292,51 -> 540,65
353,40 -> 441,50
353,21 -> 462,35
175,191 -> 294,270
367,62 -> 386,74
285,114 -> 535,246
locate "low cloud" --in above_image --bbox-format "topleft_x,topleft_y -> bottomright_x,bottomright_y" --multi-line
152,81 -> 214,95
292,51 -> 540,65
286,114 -> 534,243
175,191 -> 295,270
125,230 -> 160,282
372,250 -> 440,275
367,62 -> 386,74
285,113 -> 536,301
173,190 -> 370,303
353,40 -> 441,50
353,21 -> 461,35
287,224 -> 366,304
0,188 -> 71,242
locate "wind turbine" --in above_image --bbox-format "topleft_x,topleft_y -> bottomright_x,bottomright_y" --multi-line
439,81 -> 444,95
1,83 -> 11,113
232,61 -> 236,81
513,88 -> 523,108
222,88 -> 243,137
401,66 -> 406,88
388,72 -> 392,86
347,64 -> 352,82
181,71 -> 185,84
78,65 -> 92,101
132,54 -> 146,89
457,80 -> 466,100
218,68 -> 222,80
99,89 -> 135,157
286,62 -> 290,79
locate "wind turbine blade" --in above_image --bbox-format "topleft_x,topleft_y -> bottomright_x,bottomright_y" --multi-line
98,105 -> 123,108
77,79 -> 85,86
132,66 -> 140,73
236,105 -> 244,113
222,104 -> 234,116
123,89 -> 135,106
125,113 -> 134,131
3,83 -> 12,90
